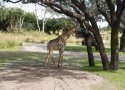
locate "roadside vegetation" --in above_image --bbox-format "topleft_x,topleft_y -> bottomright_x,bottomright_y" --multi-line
0,31 -> 82,49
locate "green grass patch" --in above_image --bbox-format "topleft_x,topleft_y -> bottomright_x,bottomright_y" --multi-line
82,61 -> 125,90
0,51 -> 46,67
65,44 -> 125,56
65,45 -> 87,52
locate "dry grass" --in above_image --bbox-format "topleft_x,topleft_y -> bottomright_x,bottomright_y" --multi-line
0,31 -> 82,48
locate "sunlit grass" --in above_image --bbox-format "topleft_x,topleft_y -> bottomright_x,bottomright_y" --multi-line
0,31 -> 82,49
81,60 -> 125,90
0,51 -> 45,67
65,44 -> 125,55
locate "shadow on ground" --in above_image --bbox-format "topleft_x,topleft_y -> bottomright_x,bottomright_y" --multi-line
0,51 -> 101,84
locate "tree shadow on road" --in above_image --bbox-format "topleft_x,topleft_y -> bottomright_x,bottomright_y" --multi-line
0,51 -> 100,84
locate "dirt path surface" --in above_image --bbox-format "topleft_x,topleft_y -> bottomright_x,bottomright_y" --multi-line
0,62 -> 103,90
21,43 -> 125,61
0,43 -> 122,90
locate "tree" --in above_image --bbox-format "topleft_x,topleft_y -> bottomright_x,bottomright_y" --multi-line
23,12 -> 37,30
96,0 -> 125,70
41,7 -> 58,33
44,18 -> 74,35
0,7 -> 24,32
120,11 -> 125,51
76,28 -> 95,67
34,4 -> 40,32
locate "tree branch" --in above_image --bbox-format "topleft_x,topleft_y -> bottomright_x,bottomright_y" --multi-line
116,0 -> 125,22
116,0 -> 122,12
50,6 -> 62,14
41,0 -> 84,20
70,4 -> 82,15
4,0 -> 21,3
106,0 -> 115,22
96,0 -> 111,25
71,0 -> 98,30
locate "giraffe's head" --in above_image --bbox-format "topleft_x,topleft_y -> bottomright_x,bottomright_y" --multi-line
66,25 -> 78,35
57,25 -> 79,41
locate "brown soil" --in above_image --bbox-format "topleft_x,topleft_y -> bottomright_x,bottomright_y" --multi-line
0,61 -> 103,90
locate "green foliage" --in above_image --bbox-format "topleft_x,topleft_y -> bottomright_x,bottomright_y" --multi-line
0,7 -> 37,32
24,12 -> 36,23
0,7 -> 74,33
82,61 -> 125,90
44,18 -> 75,34
0,7 -> 25,32
44,19 -> 61,34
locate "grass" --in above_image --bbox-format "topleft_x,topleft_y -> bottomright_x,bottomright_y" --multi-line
65,44 -> 125,55
66,58 -> 125,90
0,51 -> 45,67
0,31 -> 82,49
83,62 -> 125,90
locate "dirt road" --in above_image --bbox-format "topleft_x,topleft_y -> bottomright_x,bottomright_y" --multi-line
0,43 -> 121,90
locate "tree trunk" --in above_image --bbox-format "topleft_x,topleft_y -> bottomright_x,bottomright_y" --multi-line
110,27 -> 119,70
35,4 -> 40,32
36,15 -> 41,32
19,16 -> 24,31
85,34 -> 95,67
93,30 -> 109,70
42,21 -> 45,33
120,30 -> 125,51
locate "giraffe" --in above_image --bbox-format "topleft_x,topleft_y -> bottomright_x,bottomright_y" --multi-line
45,26 -> 76,68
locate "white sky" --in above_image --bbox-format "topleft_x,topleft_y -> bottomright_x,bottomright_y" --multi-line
3,2 -> 108,27
3,2 -> 64,19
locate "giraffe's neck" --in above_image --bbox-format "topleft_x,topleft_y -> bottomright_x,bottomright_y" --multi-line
58,26 -> 76,41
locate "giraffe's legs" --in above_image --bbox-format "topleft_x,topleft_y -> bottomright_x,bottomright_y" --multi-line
46,49 -> 55,67
46,49 -> 52,64
58,50 -> 61,68
58,49 -> 64,68
51,52 -> 55,65
60,50 -> 64,68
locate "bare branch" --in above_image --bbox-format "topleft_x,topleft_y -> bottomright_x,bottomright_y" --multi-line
106,0 -> 115,22
4,0 -> 21,3
41,0 -> 83,20
116,0 -> 125,22
71,0 -> 98,30
70,4 -> 82,15
50,6 -> 62,14
116,0 -> 122,12
96,0 -> 111,25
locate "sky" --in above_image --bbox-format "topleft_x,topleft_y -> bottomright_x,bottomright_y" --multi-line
3,2 -> 64,19
3,1 -> 108,28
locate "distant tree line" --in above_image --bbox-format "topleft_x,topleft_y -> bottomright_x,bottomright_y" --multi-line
0,7 -> 74,34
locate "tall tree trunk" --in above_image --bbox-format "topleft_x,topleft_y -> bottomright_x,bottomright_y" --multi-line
85,34 -> 95,67
36,15 -> 40,32
35,4 -> 40,32
110,27 -> 119,70
93,30 -> 109,70
42,22 -> 45,33
19,16 -> 24,31
120,30 -> 125,51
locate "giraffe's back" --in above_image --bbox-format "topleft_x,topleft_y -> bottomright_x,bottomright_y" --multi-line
47,38 -> 66,50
